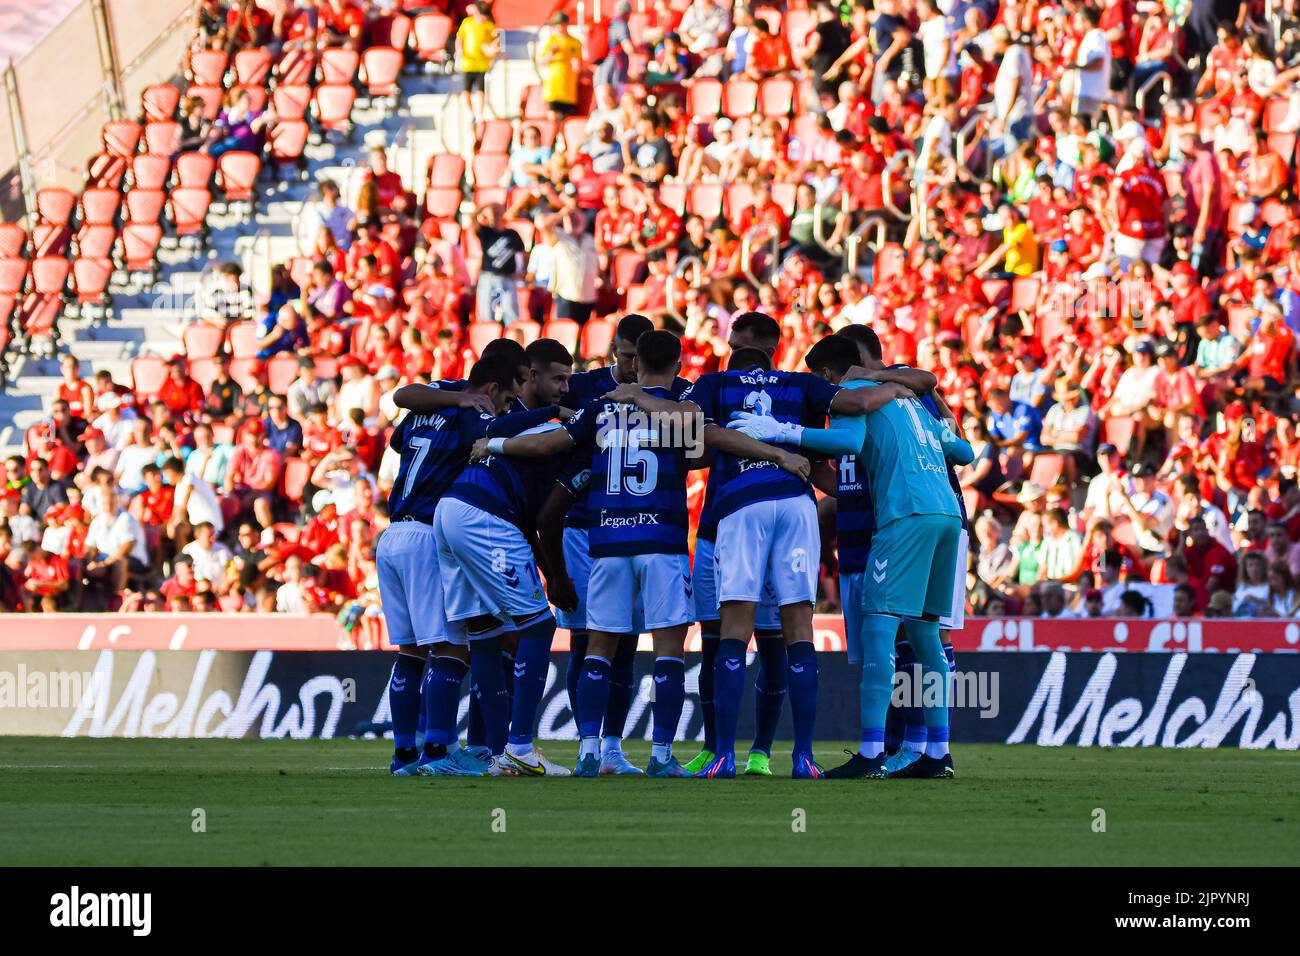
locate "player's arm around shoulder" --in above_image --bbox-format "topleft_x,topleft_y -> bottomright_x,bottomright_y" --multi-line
829,374 -> 916,415
393,381 -> 492,414
702,422 -> 810,480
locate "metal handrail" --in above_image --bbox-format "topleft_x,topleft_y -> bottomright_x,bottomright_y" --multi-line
954,105 -> 988,178
1136,70 -> 1172,116
740,221 -> 781,289
881,149 -> 914,221
667,254 -> 704,322
845,215 -> 887,276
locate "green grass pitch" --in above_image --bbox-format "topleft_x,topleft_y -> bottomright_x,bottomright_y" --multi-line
0,738 -> 1295,866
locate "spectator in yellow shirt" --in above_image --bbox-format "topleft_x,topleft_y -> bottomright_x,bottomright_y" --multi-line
974,203 -> 1041,278
538,12 -> 583,124
456,2 -> 499,123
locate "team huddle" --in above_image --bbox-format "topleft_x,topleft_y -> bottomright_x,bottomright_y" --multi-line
378,311 -> 971,780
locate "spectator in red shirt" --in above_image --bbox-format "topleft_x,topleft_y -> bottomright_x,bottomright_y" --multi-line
222,419 -> 282,529
160,555 -> 199,604
1182,515 -> 1238,593
157,357 -> 206,419
1238,303 -> 1294,394
22,548 -> 71,612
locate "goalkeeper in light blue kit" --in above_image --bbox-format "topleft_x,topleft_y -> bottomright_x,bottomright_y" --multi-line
731,335 -> 973,778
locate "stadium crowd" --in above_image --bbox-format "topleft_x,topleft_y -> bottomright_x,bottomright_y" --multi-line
4,0 -> 1300,625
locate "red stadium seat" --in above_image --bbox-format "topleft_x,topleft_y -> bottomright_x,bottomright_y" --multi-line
227,321 -> 260,358
1029,453 -> 1064,490
424,186 -> 462,220
504,319 -> 541,347
144,121 -> 181,156
267,352 -> 299,395
217,151 -> 262,208
319,47 -> 360,85
427,153 -> 466,189
412,13 -> 454,62
521,84 -> 548,121
759,77 -> 795,117
118,223 -> 162,275
770,181 -> 797,214
560,116 -> 588,157
267,121 -> 310,174
234,47 -> 272,86
467,321 -> 503,357
784,8 -> 817,46
281,458 -> 312,504
229,356 -> 261,392
130,153 -> 172,191
472,152 -> 509,187
183,323 -> 225,359
477,119 -> 513,154
31,223 -> 70,258
124,189 -> 166,226
658,182 -> 687,215
687,183 -> 724,220
687,79 -> 723,117
174,152 -> 215,189
275,47 -> 316,86
169,187 -> 212,237
580,318 -> 615,360
361,46 -> 404,98
722,78 -> 758,118
79,187 -> 121,228
142,84 -> 180,123
610,250 -> 645,292
1010,276 -> 1042,314
75,225 -> 116,259
0,224 -> 25,259
188,49 -> 228,86
0,258 -> 28,296
30,256 -> 70,296
542,319 -> 580,353
36,188 -> 77,226
313,84 -> 356,133
102,120 -> 142,157
187,84 -> 225,120
272,84 -> 311,122
1103,415 -> 1136,456
70,257 -> 112,311
131,356 -> 169,397
188,357 -> 218,393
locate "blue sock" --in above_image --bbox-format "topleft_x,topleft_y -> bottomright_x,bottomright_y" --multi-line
785,641 -> 817,756
425,656 -> 467,749
652,657 -> 686,752
501,651 -> 516,715
902,618 -> 949,754
712,638 -> 746,757
858,614 -> 899,756
699,632 -> 719,752
751,637 -> 786,756
576,655 -> 611,739
467,687 -> 486,748
507,614 -> 556,748
469,639 -> 510,755
890,639 -> 924,751
389,653 -> 425,753
566,631 -> 588,718
416,662 -> 430,742
603,637 -> 636,740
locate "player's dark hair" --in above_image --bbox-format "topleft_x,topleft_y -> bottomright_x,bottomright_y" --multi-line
730,311 -> 781,348
468,354 -> 521,391
481,337 -> 527,367
836,324 -> 883,362
526,338 -> 574,369
636,330 -> 681,375
616,313 -> 654,345
804,334 -> 861,379
728,347 -> 772,371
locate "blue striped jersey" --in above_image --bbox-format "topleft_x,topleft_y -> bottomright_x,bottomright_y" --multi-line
834,453 -> 875,575
387,407 -> 498,523
446,423 -> 567,531
562,387 -> 689,557
562,369 -> 691,529
681,366 -> 840,522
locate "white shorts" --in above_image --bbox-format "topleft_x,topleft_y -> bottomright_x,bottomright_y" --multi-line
1112,233 -> 1166,269
588,553 -> 692,633
938,528 -> 968,632
693,537 -> 782,630
433,497 -> 551,640
558,525 -> 646,633
377,520 -> 457,646
714,495 -> 819,607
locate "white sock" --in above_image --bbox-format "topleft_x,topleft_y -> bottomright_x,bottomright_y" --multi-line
859,741 -> 884,758
651,742 -> 672,763
580,737 -> 601,758
506,741 -> 533,758
600,736 -> 622,757
925,740 -> 950,759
